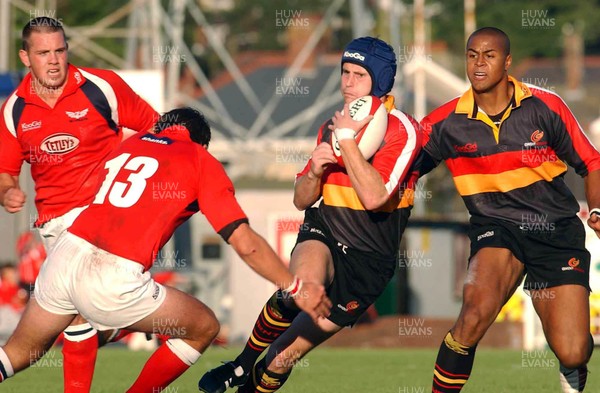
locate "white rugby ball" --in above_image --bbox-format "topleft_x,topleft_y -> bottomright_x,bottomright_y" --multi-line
331,95 -> 388,167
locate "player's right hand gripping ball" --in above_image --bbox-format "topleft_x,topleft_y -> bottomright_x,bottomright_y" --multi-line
331,95 -> 388,167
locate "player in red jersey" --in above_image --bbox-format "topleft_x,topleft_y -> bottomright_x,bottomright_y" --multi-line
421,27 -> 600,393
0,107 -> 331,392
199,36 -> 421,393
0,17 -> 158,392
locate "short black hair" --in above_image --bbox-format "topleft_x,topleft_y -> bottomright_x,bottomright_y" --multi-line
467,27 -> 511,56
22,17 -> 66,51
154,107 -> 211,147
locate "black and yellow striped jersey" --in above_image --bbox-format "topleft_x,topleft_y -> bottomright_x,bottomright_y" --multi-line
421,76 -> 600,225
297,96 -> 421,257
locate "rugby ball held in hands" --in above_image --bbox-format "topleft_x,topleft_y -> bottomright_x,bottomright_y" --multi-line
331,95 -> 388,167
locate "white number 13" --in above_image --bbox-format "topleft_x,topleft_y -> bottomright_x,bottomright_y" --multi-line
93,153 -> 159,208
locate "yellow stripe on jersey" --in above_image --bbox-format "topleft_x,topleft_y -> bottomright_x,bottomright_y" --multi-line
399,188 -> 414,208
433,369 -> 468,385
323,184 -> 408,212
322,183 -> 366,210
453,160 -> 567,196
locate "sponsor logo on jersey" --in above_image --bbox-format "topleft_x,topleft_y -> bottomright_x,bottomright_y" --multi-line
74,72 -> 82,85
561,257 -> 584,272
21,120 -> 42,131
454,142 -> 478,153
40,133 -> 80,154
66,108 -> 89,121
523,129 -> 548,147
346,301 -> 359,311
530,129 -> 544,143
141,135 -> 172,145
337,300 -> 360,313
343,51 -> 365,61
476,230 -> 494,241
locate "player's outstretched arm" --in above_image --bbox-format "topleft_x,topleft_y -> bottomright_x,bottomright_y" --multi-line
585,169 -> 600,238
227,223 -> 332,322
0,174 -> 25,213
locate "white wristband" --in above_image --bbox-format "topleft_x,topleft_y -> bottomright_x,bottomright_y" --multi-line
334,127 -> 356,141
590,208 -> 600,217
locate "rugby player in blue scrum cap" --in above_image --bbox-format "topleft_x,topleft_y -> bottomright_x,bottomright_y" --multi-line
199,36 -> 423,393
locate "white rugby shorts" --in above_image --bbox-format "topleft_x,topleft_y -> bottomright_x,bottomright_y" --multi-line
37,205 -> 88,251
34,232 -> 166,331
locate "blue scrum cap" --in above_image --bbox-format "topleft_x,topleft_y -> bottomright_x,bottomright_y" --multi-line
341,36 -> 397,97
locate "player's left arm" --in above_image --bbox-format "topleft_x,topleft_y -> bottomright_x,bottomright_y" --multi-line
545,93 -> 600,175
585,169 -> 600,238
543,94 -> 600,237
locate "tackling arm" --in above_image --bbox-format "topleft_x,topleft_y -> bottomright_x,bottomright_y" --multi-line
227,223 -> 332,321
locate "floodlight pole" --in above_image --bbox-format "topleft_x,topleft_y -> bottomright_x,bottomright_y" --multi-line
350,0 -> 369,38
413,0 -> 426,121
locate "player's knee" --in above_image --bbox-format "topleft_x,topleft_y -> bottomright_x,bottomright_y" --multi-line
460,305 -> 483,329
556,346 -> 589,369
199,313 -> 220,342
457,303 -> 496,341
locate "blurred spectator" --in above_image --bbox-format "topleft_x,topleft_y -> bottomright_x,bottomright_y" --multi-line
0,263 -> 28,345
16,231 -> 46,294
152,270 -> 186,288
0,264 -> 27,311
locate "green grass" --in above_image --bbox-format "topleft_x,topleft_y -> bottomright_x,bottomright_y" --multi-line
3,346 -> 599,392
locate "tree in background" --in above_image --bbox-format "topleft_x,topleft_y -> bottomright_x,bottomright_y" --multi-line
433,0 -> 600,64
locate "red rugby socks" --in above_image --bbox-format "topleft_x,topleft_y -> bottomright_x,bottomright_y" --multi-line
127,339 -> 200,392
63,323 -> 99,392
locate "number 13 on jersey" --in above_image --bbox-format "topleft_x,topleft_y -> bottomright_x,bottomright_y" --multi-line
93,153 -> 159,208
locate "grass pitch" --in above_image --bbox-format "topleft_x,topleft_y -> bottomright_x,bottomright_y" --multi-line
3,346 -> 599,392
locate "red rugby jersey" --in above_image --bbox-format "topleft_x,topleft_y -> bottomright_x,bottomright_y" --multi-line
297,96 -> 421,257
0,65 -> 158,225
421,76 -> 600,224
69,131 -> 247,270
